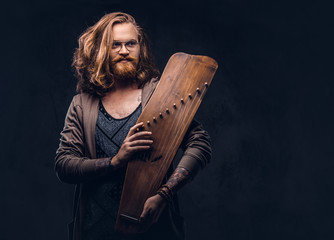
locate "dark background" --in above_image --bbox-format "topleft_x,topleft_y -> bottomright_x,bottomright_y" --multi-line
1,0 -> 333,239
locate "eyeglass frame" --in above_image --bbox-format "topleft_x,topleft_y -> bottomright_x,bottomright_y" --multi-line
111,39 -> 140,52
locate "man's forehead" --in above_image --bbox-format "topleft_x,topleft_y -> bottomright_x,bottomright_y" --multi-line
112,22 -> 138,40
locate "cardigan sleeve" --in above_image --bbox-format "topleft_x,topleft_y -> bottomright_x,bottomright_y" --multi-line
177,119 -> 212,176
54,96 -> 111,184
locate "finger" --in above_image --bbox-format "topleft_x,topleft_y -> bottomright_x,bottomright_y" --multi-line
128,131 -> 152,141
128,145 -> 151,152
129,139 -> 153,147
128,122 -> 144,137
140,207 -> 150,223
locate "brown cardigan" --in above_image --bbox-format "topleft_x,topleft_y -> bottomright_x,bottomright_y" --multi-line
55,78 -> 212,239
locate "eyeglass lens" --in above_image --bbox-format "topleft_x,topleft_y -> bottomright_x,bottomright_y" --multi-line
112,40 -> 138,51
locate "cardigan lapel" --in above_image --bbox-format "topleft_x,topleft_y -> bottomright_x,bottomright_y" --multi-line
81,93 -> 99,159
82,78 -> 159,159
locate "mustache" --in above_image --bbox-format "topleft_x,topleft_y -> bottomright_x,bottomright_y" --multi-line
112,55 -> 137,63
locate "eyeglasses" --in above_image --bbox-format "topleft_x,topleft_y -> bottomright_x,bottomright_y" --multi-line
111,40 -> 139,52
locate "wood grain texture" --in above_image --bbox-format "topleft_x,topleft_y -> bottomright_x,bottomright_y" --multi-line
115,52 -> 218,234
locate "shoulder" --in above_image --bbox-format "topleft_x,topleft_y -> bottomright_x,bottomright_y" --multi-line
142,77 -> 160,105
143,77 -> 159,90
72,92 -> 99,109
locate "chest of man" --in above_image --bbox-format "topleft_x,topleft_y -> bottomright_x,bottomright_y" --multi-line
102,88 -> 142,119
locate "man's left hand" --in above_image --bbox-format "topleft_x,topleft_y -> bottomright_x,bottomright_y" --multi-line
139,194 -> 167,230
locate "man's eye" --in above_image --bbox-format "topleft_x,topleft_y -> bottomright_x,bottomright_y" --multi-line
112,42 -> 121,48
126,41 -> 137,47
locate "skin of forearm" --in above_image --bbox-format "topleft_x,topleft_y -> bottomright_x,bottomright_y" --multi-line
158,167 -> 192,202
95,154 -> 124,170
165,167 -> 192,193
94,157 -> 118,176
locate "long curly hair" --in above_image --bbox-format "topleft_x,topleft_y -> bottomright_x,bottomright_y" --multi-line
72,12 -> 160,97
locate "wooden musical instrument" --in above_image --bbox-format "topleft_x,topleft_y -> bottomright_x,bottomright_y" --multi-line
115,52 -> 218,234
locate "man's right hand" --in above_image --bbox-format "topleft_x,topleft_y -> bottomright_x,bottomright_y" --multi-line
111,122 -> 153,169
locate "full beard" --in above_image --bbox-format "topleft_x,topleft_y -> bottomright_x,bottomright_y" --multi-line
111,55 -> 138,86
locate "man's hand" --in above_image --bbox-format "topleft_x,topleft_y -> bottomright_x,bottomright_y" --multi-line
111,122 -> 153,169
139,194 -> 167,231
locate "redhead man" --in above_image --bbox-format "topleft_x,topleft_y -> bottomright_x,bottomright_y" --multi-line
55,12 -> 211,240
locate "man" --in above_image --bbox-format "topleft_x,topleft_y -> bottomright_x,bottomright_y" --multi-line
55,12 -> 211,240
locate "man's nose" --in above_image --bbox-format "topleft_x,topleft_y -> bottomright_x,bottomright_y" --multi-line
119,44 -> 129,55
